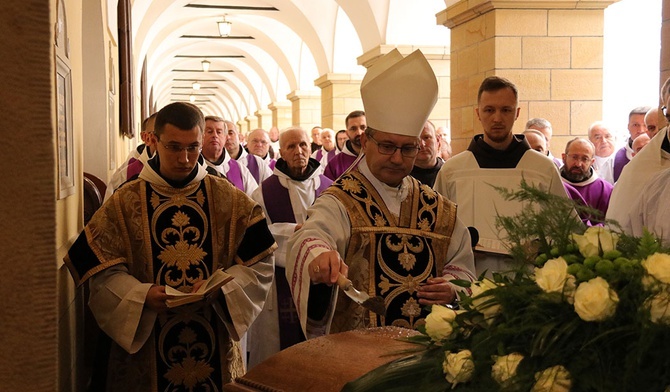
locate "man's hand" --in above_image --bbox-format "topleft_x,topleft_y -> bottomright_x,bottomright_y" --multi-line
417,277 -> 456,305
145,285 -> 172,313
308,250 -> 348,285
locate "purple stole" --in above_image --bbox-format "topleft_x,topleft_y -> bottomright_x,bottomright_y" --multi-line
325,148 -> 337,162
225,159 -> 244,191
261,173 -> 332,349
314,149 -> 324,162
612,147 -> 629,183
324,153 -> 358,181
269,159 -> 276,171
126,158 -> 143,180
245,155 -> 261,183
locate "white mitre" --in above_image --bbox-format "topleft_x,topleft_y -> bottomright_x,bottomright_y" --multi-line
360,49 -> 438,137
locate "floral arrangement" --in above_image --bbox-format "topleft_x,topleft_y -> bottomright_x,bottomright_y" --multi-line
343,182 -> 670,392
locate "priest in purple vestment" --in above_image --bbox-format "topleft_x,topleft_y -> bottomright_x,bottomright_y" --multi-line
560,138 -> 613,225
612,106 -> 652,182
202,116 -> 259,196
323,110 -> 366,180
248,126 -> 332,368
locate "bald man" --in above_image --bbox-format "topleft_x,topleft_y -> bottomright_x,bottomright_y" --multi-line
560,138 -> 613,223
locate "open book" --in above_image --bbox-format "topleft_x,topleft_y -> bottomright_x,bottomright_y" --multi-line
165,269 -> 234,308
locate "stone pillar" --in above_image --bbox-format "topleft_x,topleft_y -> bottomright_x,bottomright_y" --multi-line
438,0 -> 618,155
244,115 -> 255,133
255,109 -> 272,130
269,101 -> 292,131
236,120 -> 246,135
287,90 -> 321,129
315,73 -> 363,130
358,45 -> 451,132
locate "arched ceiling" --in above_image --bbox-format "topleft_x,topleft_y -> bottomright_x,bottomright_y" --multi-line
132,0 -> 450,121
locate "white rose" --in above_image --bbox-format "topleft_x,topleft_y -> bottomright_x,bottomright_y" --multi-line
470,279 -> 501,325
535,257 -> 570,294
646,291 -> 670,325
491,353 -> 524,386
443,350 -> 474,386
425,305 -> 458,341
571,227 -> 618,258
531,365 -> 572,392
573,277 -> 619,322
642,253 -> 670,284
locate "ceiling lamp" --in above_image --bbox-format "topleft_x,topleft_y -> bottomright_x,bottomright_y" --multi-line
201,59 -> 210,72
217,14 -> 232,37
192,82 -> 201,90
189,95 -> 196,103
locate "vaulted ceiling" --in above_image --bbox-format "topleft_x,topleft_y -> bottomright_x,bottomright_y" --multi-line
132,0 -> 450,121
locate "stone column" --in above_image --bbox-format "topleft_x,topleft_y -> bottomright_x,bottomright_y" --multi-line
287,90 -> 321,129
236,120 -> 246,135
269,101 -> 292,130
255,109 -> 272,130
315,73 -> 363,130
438,0 -> 618,154
358,45 -> 451,132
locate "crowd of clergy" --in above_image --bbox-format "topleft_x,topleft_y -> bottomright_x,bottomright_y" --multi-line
65,48 -> 670,390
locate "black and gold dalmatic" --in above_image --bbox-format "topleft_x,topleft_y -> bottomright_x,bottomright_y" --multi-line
322,170 -> 457,333
65,175 -> 276,392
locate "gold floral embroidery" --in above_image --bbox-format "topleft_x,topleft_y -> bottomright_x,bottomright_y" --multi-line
164,355 -> 214,389
401,297 -> 422,318
418,217 -> 431,231
341,177 -> 362,193
373,213 -> 387,227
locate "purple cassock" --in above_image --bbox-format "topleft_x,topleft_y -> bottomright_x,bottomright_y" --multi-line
562,168 -> 613,225
260,170 -> 332,349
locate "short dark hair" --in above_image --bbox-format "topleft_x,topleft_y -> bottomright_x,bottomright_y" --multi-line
345,110 -> 365,128
477,76 -> 518,103
628,106 -> 652,119
141,113 -> 157,133
154,102 -> 205,137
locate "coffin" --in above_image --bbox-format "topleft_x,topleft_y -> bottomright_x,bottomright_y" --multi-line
224,326 -> 420,392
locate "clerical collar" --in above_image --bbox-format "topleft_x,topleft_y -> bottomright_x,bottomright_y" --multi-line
232,144 -> 244,160
148,153 -> 201,188
275,157 -> 320,181
467,134 -> 529,168
207,150 -> 226,166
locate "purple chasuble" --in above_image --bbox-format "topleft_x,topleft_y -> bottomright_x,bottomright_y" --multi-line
612,146 -> 629,183
260,173 -> 332,349
225,159 -> 244,191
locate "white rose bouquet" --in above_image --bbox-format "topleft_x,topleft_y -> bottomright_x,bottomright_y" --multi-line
344,182 -> 670,392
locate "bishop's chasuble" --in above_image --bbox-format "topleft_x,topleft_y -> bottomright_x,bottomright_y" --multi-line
288,162 -> 475,337
65,158 -> 276,392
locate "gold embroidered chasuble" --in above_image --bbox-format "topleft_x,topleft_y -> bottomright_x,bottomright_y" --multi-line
65,174 -> 276,392
322,170 -> 457,333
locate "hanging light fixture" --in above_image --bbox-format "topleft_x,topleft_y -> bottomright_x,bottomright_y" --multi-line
201,59 -> 210,72
189,94 -> 196,103
192,81 -> 201,90
217,14 -> 232,37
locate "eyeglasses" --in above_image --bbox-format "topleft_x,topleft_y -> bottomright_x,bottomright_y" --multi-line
367,133 -> 420,158
662,106 -> 670,122
567,154 -> 592,163
158,139 -> 202,154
